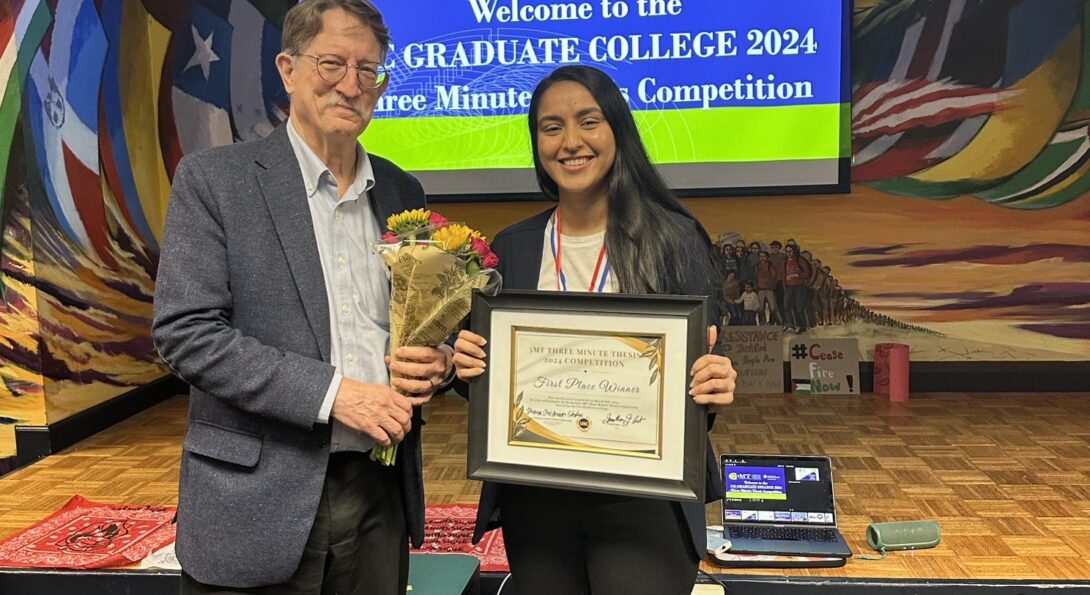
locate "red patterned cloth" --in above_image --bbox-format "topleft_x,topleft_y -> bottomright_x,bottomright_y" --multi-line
0,495 -> 176,569
414,503 -> 508,572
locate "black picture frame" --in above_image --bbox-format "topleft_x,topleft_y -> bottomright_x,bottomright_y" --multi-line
467,289 -> 710,502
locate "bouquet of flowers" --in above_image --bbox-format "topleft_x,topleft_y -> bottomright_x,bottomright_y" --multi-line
371,209 -> 501,465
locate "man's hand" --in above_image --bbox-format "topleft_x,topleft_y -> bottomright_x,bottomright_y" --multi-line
331,378 -> 414,446
387,345 -> 453,406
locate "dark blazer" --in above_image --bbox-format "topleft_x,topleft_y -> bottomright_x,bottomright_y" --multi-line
152,124 -> 426,588
470,207 -> 727,558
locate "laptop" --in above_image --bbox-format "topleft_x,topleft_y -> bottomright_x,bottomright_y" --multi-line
719,454 -> 852,557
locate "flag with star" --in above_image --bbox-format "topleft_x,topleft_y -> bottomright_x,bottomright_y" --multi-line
170,0 -> 234,156
228,0 -> 289,142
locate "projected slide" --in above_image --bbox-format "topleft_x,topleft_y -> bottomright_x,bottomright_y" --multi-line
725,466 -> 788,500
368,0 -> 850,198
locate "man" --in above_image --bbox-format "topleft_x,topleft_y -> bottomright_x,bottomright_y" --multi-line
733,239 -> 753,285
780,244 -> 812,333
152,2 -> 451,592
754,250 -> 781,325
768,240 -> 786,317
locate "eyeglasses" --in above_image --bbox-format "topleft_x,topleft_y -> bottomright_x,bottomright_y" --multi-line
295,54 -> 388,89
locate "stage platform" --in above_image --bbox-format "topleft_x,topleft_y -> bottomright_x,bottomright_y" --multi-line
2,390 -> 1090,593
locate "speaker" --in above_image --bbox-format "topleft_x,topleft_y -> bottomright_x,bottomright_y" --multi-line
865,520 -> 941,552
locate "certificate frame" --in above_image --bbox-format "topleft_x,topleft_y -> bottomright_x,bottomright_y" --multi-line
467,289 -> 710,502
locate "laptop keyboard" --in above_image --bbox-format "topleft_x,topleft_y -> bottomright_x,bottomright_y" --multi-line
728,525 -> 839,542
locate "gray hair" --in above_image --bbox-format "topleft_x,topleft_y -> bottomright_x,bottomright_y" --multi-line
282,0 -> 390,57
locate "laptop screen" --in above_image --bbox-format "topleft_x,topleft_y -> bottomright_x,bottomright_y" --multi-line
721,455 -> 837,528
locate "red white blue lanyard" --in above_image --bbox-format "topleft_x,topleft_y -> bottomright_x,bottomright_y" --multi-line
549,208 -> 610,292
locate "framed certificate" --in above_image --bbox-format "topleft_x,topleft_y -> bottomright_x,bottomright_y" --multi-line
467,290 -> 710,502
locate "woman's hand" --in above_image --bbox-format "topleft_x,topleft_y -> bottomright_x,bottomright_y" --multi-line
689,325 -> 737,406
453,330 -> 488,380
385,345 -> 452,405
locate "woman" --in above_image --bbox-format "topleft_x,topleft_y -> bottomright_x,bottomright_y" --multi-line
453,65 -> 737,595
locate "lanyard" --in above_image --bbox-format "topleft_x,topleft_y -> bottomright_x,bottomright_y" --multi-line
549,208 -> 610,292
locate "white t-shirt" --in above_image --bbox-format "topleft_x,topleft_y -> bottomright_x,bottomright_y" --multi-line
537,214 -> 619,293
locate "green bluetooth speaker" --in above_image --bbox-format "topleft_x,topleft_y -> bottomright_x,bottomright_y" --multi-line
866,520 -> 941,552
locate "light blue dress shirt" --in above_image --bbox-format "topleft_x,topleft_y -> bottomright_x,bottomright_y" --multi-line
286,119 -> 390,453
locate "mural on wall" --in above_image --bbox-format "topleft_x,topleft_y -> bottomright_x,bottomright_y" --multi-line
1,0 -> 1089,472
0,0 -> 293,470
697,0 -> 1090,364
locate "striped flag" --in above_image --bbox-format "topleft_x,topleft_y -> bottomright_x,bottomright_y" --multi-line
851,0 -> 1009,182
852,0 -> 1088,209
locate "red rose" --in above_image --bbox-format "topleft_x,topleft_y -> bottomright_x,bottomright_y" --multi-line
429,211 -> 449,227
482,251 -> 499,268
470,236 -> 490,258
381,231 -> 398,243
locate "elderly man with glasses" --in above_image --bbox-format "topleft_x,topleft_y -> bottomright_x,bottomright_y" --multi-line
152,1 -> 452,593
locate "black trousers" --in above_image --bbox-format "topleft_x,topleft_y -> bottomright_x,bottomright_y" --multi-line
500,485 -> 699,595
181,451 -> 408,595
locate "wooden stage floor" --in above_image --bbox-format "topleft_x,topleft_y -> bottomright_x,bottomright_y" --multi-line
2,390 -> 1090,588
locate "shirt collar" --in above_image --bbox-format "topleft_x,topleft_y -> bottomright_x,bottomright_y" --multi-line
286,117 -> 376,199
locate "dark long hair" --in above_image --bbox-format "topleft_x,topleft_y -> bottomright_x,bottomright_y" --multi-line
528,65 -> 718,294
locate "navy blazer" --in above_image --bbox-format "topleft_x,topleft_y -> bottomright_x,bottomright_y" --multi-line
469,207 -> 727,558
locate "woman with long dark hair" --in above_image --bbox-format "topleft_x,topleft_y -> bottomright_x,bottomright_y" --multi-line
453,65 -> 738,594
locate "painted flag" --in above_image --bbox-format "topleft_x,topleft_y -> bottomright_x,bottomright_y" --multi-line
1,3 -> 18,188
116,0 -> 173,245
171,1 -> 234,156
24,0 -> 114,264
853,78 -> 1019,138
229,0 -> 288,141
977,126 -> 1090,209
97,0 -> 157,251
975,0 -> 1090,210
1,0 -> 50,213
791,380 -> 811,395
1002,0 -> 1084,86
851,0 -> 1009,181
855,0 -> 1087,206
895,6 -> 1083,197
